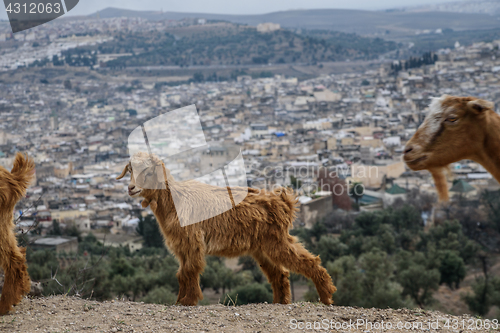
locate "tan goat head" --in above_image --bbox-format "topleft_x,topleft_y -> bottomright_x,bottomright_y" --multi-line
116,152 -> 171,209
403,94 -> 496,201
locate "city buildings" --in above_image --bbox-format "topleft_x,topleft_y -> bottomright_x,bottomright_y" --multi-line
1,17 -> 499,248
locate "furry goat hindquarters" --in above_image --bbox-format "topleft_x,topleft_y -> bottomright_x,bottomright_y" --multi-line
0,153 -> 35,314
117,153 -> 337,306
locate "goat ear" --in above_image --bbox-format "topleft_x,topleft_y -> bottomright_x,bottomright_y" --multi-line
116,163 -> 130,180
468,99 -> 494,114
161,164 -> 173,184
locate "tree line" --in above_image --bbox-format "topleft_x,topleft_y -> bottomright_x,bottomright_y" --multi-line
92,26 -> 396,68
391,52 -> 438,74
292,189 -> 500,316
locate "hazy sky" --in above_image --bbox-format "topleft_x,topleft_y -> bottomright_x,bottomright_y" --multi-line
68,0 -> 460,15
0,0 -> 462,19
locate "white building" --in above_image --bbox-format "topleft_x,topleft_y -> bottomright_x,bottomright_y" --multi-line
257,22 -> 280,33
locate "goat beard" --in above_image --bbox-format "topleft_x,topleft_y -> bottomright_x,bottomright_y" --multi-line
429,166 -> 451,202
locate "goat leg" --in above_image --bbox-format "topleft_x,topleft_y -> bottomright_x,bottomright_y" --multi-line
253,252 -> 291,304
0,247 -> 30,315
263,237 -> 336,305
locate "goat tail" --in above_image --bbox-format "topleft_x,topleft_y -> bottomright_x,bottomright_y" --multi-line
10,153 -> 35,192
275,187 -> 299,222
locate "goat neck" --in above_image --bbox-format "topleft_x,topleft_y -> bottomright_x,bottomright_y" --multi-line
473,111 -> 500,182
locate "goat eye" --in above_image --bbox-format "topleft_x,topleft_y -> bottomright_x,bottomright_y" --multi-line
446,117 -> 458,123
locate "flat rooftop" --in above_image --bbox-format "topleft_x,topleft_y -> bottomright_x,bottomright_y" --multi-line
33,237 -> 78,246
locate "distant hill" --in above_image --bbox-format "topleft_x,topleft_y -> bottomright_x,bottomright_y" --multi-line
407,27 -> 500,53
91,7 -> 500,37
95,23 -> 397,68
406,0 -> 500,16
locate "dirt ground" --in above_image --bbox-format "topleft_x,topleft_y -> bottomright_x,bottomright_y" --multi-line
0,296 -> 496,333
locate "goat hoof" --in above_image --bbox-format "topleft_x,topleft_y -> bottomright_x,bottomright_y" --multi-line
178,296 -> 198,306
321,298 -> 333,305
0,305 -> 11,315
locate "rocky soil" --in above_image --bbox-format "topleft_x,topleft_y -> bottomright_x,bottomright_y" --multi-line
0,296 -> 496,332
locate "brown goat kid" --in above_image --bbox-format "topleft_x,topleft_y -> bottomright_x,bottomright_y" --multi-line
0,153 -> 35,314
117,152 -> 336,306
404,95 -> 499,201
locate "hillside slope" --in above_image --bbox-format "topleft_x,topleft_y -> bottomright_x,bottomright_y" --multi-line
98,25 -> 395,67
1,296 -> 494,332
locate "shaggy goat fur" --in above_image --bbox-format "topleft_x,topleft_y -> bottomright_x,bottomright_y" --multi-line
117,152 -> 336,306
0,153 -> 34,314
404,95 -> 499,201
